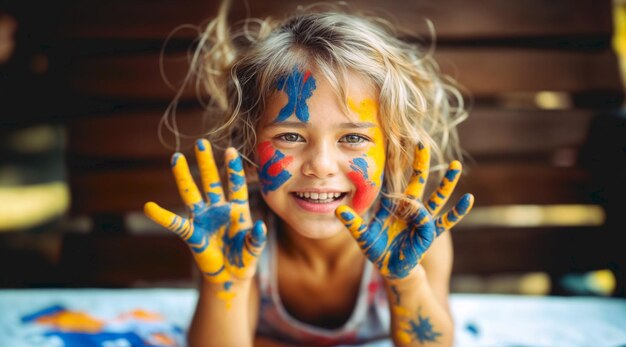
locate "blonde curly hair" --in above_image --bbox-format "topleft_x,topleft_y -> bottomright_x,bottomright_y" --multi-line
162,0 -> 467,208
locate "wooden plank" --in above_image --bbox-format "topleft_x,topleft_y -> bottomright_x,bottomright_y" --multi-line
68,163 -> 592,215
67,108 -> 206,161
67,107 -> 596,160
67,49 -> 622,101
457,164 -> 593,206
59,0 -> 612,40
452,226 -> 613,275
459,108 -> 595,157
58,233 -> 193,287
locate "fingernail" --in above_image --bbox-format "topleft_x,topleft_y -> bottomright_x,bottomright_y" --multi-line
196,139 -> 206,151
171,153 -> 182,167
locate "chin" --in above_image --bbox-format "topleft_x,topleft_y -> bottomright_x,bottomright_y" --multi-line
283,216 -> 346,239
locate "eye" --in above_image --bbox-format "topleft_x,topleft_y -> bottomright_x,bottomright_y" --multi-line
339,134 -> 369,144
277,133 -> 305,142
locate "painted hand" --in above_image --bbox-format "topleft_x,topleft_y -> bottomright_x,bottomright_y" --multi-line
144,139 -> 267,284
336,144 -> 474,280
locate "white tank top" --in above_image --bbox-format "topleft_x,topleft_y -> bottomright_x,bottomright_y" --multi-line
255,228 -> 391,346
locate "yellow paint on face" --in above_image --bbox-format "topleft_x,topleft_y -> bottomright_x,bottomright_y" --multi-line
347,97 -> 386,213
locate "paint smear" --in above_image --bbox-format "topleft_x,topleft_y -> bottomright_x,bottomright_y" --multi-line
275,68 -> 317,123
257,141 -> 293,194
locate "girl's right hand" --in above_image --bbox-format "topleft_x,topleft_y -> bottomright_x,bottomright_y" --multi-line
144,139 -> 267,285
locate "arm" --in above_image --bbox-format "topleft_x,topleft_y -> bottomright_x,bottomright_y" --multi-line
144,140 -> 267,347
336,144 -> 473,347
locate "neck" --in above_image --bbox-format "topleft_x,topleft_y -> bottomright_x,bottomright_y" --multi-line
277,219 -> 363,272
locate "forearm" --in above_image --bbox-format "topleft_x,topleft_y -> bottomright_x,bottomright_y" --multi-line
188,279 -> 254,347
384,266 -> 454,347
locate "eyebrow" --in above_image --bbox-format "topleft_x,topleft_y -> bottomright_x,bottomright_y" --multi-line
265,121 -> 376,129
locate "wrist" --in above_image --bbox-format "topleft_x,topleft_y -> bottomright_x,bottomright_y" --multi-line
383,264 -> 427,292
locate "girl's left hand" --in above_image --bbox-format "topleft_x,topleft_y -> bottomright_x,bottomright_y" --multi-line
336,144 -> 474,280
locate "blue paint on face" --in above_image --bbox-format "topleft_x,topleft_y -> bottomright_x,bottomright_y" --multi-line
239,213 -> 245,223
350,157 -> 370,180
258,147 -> 293,194
224,281 -> 233,291
196,140 -> 206,151
274,68 -> 317,123
228,158 -> 245,192
407,313 -> 442,343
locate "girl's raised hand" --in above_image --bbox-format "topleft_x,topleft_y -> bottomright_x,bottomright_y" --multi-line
336,144 -> 474,280
144,139 -> 267,285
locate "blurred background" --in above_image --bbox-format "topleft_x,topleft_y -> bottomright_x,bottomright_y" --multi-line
1,0 -> 625,297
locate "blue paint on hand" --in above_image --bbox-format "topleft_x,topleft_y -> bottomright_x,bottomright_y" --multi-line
228,158 -> 245,192
171,153 -> 181,167
275,68 -> 317,123
340,211 -> 355,222
444,168 -> 461,182
196,139 -> 206,151
249,220 -> 267,248
208,192 -> 221,204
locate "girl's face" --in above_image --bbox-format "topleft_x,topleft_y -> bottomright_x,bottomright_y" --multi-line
256,68 -> 386,239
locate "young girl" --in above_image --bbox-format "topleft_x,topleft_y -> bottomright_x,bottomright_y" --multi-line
145,1 -> 474,346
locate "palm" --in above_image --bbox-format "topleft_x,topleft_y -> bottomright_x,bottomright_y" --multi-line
145,140 -> 266,284
337,144 -> 473,279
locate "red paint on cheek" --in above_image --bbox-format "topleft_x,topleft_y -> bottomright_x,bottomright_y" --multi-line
268,156 -> 293,176
347,171 -> 377,213
257,141 -> 274,165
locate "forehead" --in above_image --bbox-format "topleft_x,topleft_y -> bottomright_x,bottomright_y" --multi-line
260,68 -> 379,127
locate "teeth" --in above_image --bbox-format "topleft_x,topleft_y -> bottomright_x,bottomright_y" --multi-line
294,192 -> 343,201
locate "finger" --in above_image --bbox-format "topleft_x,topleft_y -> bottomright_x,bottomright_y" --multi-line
426,160 -> 462,215
171,153 -> 205,213
144,202 -> 194,240
337,201 -> 389,264
196,139 -> 225,206
336,205 -> 367,238
434,193 -> 474,236
225,148 -> 249,205
405,143 -> 430,200
244,220 -> 268,258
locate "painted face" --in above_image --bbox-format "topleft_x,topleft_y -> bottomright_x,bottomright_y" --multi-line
256,67 -> 386,239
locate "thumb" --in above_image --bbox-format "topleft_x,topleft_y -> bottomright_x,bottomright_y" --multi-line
244,220 -> 268,257
144,201 -> 192,240
335,205 -> 367,240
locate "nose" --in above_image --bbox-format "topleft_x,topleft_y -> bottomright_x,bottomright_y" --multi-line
301,141 -> 340,179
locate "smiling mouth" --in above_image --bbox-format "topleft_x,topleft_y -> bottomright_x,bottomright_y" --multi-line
292,192 -> 347,203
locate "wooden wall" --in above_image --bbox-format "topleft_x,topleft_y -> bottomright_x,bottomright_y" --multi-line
2,0 -> 624,291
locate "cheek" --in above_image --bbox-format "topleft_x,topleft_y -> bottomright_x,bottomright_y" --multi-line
257,141 -> 294,194
347,151 -> 385,214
